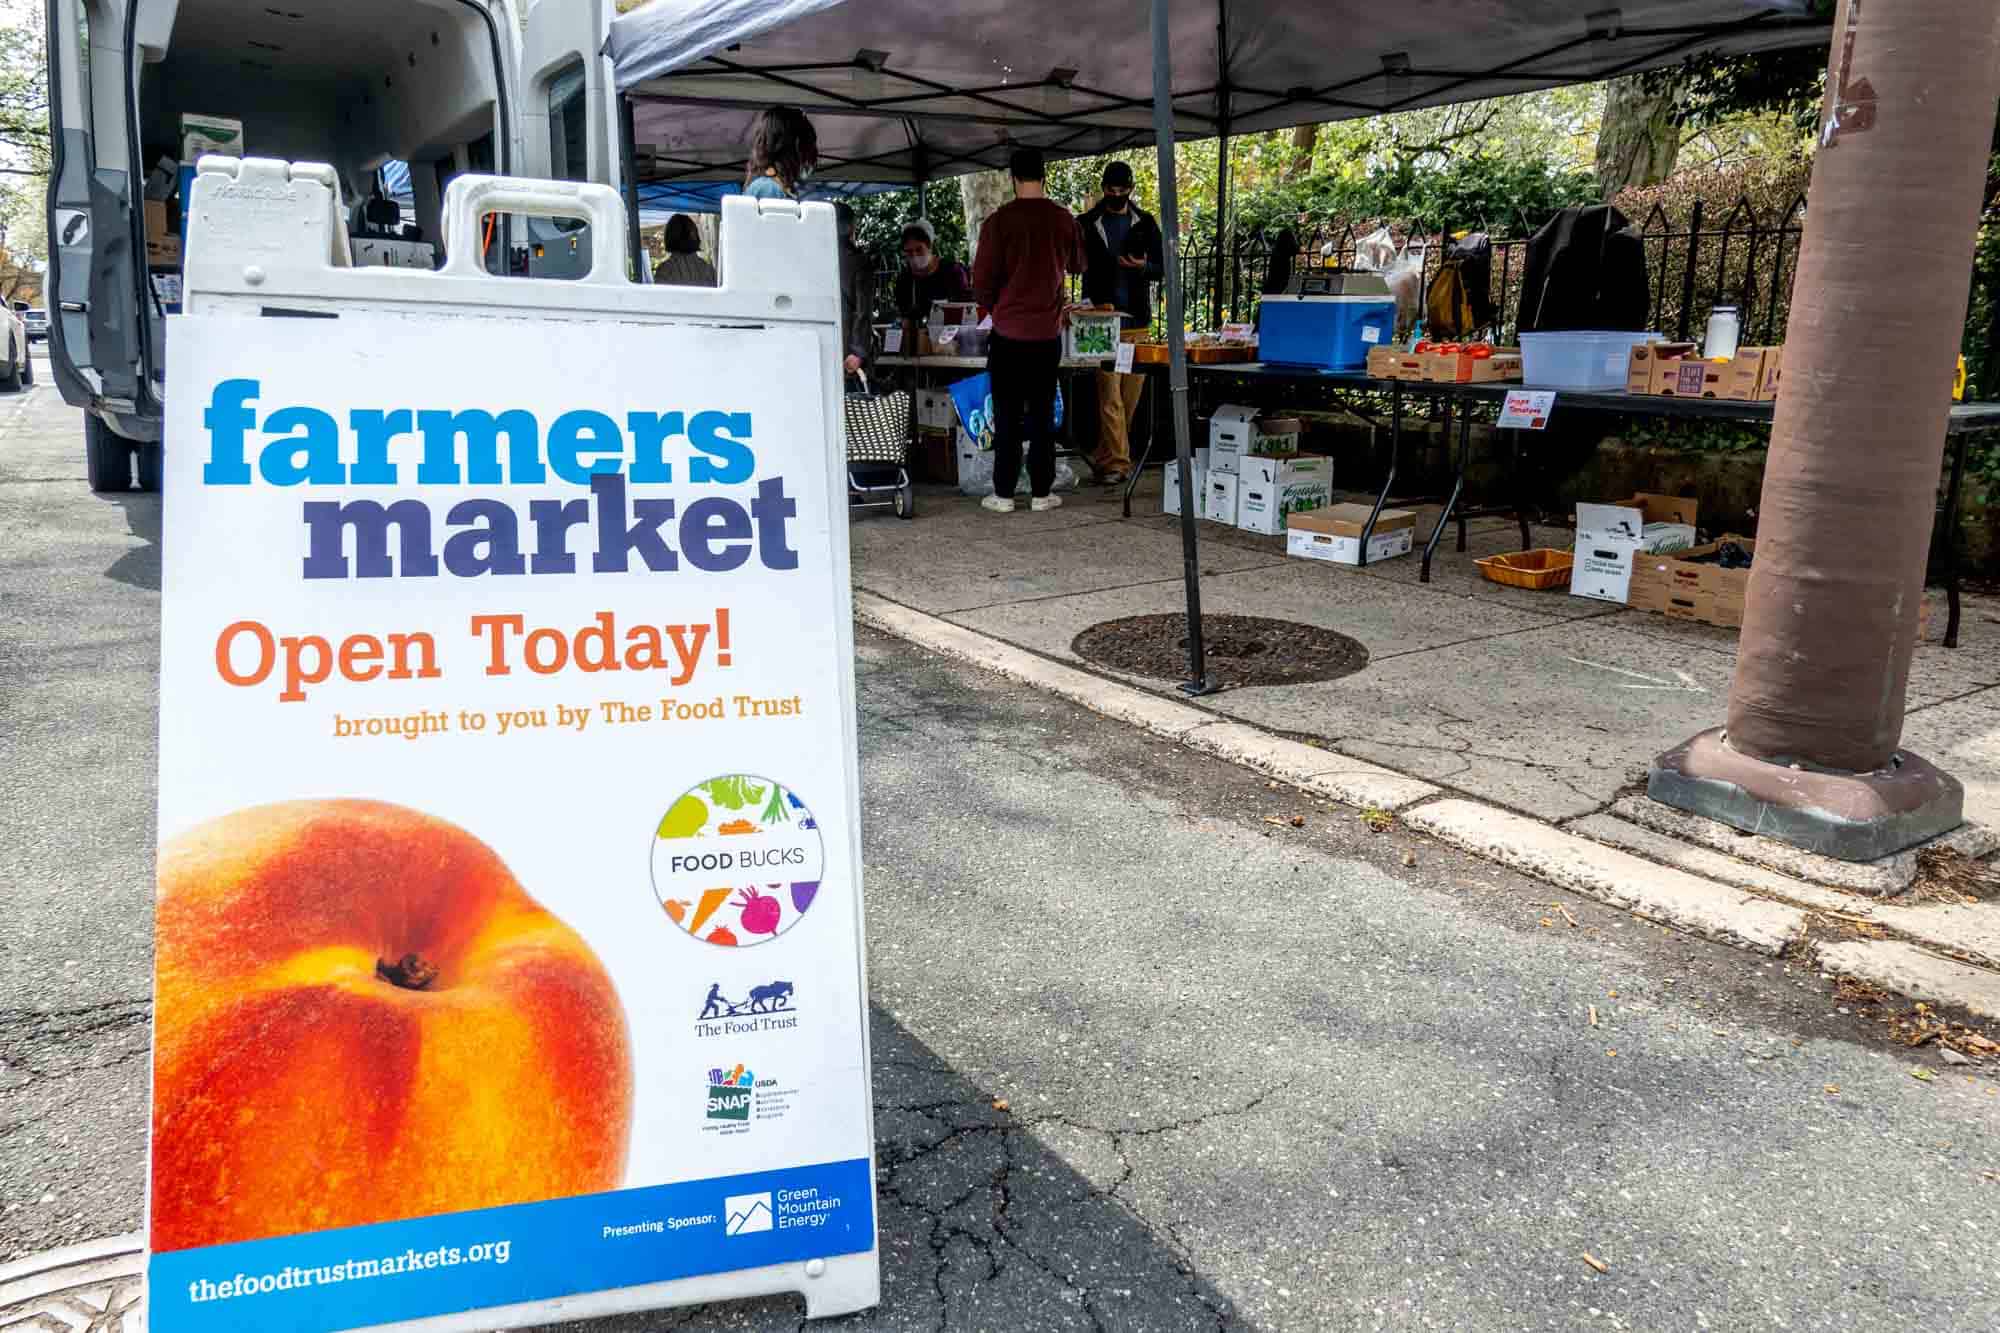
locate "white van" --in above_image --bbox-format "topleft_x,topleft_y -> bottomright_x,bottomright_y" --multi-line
43,0 -> 625,491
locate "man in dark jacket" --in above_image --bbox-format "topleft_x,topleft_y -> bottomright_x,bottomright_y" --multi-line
1077,162 -> 1163,483
834,203 -> 875,374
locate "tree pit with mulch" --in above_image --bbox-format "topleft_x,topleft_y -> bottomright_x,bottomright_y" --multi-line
1071,613 -> 1369,689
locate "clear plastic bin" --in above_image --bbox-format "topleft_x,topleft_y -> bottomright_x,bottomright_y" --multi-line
1520,331 -> 1660,389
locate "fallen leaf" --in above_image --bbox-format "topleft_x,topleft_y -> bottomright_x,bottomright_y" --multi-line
1824,1084 -> 1840,1095
1400,849 -> 1418,868
1582,1253 -> 1609,1274
1605,1049 -> 1617,1058
1289,815 -> 1305,828
1912,1068 -> 1936,1083
1608,990 -> 1619,999
1588,1005 -> 1599,1028
1263,816 -> 1289,828
1552,902 -> 1579,928
992,1098 -> 1010,1112
1540,918 -> 1555,928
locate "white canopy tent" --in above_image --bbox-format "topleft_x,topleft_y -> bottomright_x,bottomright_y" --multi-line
606,0 -> 1833,690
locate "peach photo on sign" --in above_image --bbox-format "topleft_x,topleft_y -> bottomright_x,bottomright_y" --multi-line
149,800 -> 633,1252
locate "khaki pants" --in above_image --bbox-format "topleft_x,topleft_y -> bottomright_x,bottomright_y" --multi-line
1092,370 -> 1146,474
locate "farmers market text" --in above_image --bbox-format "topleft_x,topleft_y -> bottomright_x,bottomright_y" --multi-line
199,378 -> 802,580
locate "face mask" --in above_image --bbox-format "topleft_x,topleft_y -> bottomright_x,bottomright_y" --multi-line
1104,194 -> 1130,212
907,252 -> 932,273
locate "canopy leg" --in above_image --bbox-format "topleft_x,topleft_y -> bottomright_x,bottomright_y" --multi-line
1151,0 -> 1211,695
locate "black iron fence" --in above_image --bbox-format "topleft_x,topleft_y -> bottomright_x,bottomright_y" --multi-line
1180,194 -> 1811,348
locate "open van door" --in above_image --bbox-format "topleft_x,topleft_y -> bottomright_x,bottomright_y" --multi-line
518,0 -> 637,278
43,0 -> 154,449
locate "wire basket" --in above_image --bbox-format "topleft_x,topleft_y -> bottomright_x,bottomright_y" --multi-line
1474,548 -> 1573,590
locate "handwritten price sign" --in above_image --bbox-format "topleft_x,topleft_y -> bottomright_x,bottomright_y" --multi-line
1498,390 -> 1557,430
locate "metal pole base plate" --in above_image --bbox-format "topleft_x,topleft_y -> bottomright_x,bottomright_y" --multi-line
1648,727 -> 1964,863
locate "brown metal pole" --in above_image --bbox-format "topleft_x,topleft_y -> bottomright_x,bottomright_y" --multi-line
1650,0 -> 2000,859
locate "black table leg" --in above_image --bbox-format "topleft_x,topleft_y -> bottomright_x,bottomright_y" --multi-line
1360,382 -> 1401,568
1422,411 -> 1474,583
1514,428 -> 1532,551
1456,409 -> 1471,553
1942,428 -> 1968,649
1122,370 -> 1157,519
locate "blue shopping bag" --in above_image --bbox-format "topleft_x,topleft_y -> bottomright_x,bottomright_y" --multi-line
947,372 -> 1062,452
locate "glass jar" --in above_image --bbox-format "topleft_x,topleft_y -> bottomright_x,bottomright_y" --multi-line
1704,305 -> 1741,360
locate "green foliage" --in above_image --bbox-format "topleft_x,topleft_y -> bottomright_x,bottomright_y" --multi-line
848,181 -> 965,263
1610,157 -> 1811,229
1225,152 -> 1599,240
1616,416 -> 1769,456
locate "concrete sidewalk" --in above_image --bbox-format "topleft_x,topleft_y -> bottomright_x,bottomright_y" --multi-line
852,473 -> 2000,1005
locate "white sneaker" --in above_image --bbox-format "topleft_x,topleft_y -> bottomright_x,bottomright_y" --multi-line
981,495 -> 1016,514
1030,494 -> 1063,512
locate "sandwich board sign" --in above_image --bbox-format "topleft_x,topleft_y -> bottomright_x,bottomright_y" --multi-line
145,163 -> 878,1332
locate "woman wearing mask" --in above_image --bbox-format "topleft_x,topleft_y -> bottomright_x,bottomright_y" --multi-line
743,106 -> 818,201
892,220 -> 971,324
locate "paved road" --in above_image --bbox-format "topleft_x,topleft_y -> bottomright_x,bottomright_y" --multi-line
3,366 -> 1998,1331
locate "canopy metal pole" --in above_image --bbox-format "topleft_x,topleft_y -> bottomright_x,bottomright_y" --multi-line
617,95 -> 644,282
1210,0 -> 1231,329
1152,0 -> 1211,695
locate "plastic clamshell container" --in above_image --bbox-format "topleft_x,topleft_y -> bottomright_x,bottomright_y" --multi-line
1258,295 -> 1396,371
1066,310 -> 1123,360
1520,331 -> 1661,390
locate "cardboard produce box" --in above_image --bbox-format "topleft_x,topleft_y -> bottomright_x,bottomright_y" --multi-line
1162,448 -> 1212,518
1571,493 -> 1699,604
1366,346 -> 1402,380
181,113 -> 243,162
1208,405 -> 1256,474
914,387 -> 956,431
1626,341 -> 1782,400
1422,348 -> 1523,384
1205,473 -> 1240,526
1628,536 -> 1754,628
1286,504 -> 1416,566
1723,347 -> 1782,401
1236,453 -> 1331,536
1625,341 -> 1699,394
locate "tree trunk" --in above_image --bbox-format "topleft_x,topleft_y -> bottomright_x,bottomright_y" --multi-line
1594,76 -> 1682,199
1286,123 -> 1318,181
1649,0 -> 2000,859
958,169 -> 1014,261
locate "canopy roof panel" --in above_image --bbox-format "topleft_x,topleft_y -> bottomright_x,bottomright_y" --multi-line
611,0 -> 1832,188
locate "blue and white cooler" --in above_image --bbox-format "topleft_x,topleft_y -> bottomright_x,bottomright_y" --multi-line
1257,272 -> 1397,371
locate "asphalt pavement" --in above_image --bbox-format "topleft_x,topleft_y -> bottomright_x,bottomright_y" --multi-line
3,362 -> 1998,1331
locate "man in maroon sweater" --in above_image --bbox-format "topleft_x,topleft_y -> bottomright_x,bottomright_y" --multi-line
971,147 -> 1086,512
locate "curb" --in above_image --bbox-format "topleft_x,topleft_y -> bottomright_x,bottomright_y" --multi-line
855,592 -> 1439,812
855,592 -> 2000,1013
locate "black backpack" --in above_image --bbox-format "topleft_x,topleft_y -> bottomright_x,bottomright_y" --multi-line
1516,206 -> 1650,333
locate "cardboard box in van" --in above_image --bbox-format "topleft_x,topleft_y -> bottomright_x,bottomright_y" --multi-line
181,113 -> 243,162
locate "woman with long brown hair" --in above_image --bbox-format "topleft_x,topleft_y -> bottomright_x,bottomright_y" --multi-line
743,106 -> 819,201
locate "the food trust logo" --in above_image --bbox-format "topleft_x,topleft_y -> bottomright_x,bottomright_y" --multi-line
696,978 -> 799,1037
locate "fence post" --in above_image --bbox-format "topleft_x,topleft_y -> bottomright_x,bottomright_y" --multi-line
1677,199 -> 1704,342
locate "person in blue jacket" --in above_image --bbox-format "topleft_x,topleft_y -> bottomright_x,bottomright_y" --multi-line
744,106 -> 818,201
